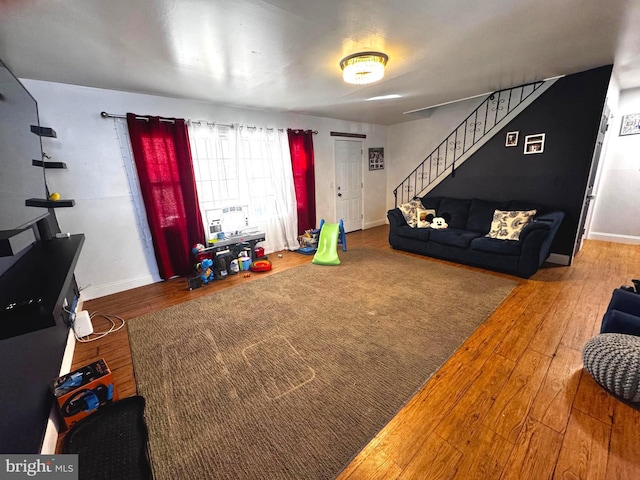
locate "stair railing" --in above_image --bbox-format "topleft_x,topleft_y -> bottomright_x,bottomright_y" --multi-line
393,81 -> 546,206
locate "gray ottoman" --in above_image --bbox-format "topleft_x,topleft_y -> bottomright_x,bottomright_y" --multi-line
583,333 -> 640,403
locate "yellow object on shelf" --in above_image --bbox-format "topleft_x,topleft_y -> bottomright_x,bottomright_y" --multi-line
49,192 -> 61,201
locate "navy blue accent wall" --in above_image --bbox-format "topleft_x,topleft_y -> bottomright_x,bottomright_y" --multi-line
428,65 -> 612,258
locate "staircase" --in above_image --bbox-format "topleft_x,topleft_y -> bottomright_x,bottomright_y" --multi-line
393,78 -> 560,206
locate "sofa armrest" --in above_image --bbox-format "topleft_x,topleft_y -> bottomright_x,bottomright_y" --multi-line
607,288 -> 640,316
518,221 -> 550,241
600,310 -> 640,336
534,211 -> 565,225
387,208 -> 408,228
516,213 -> 563,277
599,289 -> 640,335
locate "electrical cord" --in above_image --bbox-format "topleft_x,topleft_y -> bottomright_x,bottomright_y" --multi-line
73,311 -> 126,343
62,295 -> 80,326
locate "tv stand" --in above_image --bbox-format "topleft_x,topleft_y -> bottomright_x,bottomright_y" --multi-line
0,234 -> 84,453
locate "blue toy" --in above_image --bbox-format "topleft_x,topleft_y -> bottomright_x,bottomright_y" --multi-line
197,258 -> 215,284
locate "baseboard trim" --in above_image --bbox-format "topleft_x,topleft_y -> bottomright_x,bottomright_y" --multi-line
364,219 -> 387,230
587,232 -> 640,245
547,253 -> 571,266
80,274 -> 158,301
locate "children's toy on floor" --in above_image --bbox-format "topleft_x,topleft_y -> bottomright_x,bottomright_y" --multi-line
197,258 -> 215,284
188,243 -> 214,289
312,219 -> 347,266
296,245 -> 316,255
51,358 -> 118,429
191,243 -> 209,262
250,259 -> 272,272
296,229 -> 319,255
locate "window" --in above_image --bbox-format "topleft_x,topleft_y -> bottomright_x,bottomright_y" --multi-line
188,122 -> 299,253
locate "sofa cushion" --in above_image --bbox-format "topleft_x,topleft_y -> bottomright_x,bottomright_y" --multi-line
420,196 -> 441,211
429,228 -> 481,248
466,198 -> 510,233
487,209 -> 537,240
438,198 -> 471,229
396,225 -> 431,241
398,198 -> 423,227
470,236 -> 522,256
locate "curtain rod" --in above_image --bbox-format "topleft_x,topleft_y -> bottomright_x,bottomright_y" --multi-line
100,111 -> 176,123
100,111 -> 317,133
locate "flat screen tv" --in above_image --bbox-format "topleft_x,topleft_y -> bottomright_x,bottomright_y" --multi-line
0,59 -> 49,234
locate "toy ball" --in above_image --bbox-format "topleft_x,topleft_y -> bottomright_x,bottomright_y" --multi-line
49,192 -> 61,201
192,243 -> 205,254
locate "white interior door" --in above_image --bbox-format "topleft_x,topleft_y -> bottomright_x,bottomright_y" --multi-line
334,140 -> 363,233
574,103 -> 611,255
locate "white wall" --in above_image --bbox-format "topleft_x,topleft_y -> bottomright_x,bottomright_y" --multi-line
385,97 -> 485,209
588,86 -> 640,245
22,80 -> 388,300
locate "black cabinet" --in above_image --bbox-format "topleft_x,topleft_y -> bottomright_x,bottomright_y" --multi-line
0,234 -> 84,453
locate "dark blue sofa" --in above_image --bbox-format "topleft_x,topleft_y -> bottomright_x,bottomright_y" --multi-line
387,197 -> 565,278
600,288 -> 640,336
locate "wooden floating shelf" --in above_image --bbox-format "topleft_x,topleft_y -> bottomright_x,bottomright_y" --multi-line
26,198 -> 75,208
32,159 -> 67,169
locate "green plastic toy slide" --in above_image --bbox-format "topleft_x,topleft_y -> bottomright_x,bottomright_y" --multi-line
312,222 -> 341,265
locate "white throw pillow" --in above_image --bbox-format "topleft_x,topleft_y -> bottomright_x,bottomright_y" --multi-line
398,198 -> 424,227
416,208 -> 437,228
486,209 -> 537,240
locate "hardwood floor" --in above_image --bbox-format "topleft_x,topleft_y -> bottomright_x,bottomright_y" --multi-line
60,226 -> 640,479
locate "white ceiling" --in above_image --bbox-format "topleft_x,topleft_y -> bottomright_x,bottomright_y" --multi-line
1,0 -> 639,125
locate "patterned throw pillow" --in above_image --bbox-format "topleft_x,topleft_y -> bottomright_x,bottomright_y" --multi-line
398,198 -> 424,227
486,209 -> 537,240
416,208 -> 437,228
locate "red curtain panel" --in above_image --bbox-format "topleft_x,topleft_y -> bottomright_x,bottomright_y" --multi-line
127,114 -> 204,279
287,129 -> 316,235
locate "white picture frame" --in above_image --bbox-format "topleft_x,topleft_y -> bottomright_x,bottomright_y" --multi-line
505,131 -> 519,147
524,133 -> 545,154
620,113 -> 640,136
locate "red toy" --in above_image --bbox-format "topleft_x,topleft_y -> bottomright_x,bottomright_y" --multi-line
250,260 -> 272,272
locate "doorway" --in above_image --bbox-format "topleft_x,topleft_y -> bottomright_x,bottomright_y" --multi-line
574,102 -> 611,255
334,139 -> 363,233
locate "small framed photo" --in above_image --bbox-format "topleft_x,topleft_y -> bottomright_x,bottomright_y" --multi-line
505,131 -> 519,147
368,147 -> 384,170
620,113 -> 640,136
524,133 -> 545,154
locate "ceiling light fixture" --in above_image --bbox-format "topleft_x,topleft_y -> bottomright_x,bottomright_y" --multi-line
340,51 -> 388,85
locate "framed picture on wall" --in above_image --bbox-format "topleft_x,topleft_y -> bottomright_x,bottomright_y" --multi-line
620,113 -> 640,136
368,147 -> 384,170
524,133 -> 545,154
505,131 -> 519,147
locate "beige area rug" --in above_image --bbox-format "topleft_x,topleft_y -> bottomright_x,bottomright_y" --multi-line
127,248 -> 517,480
